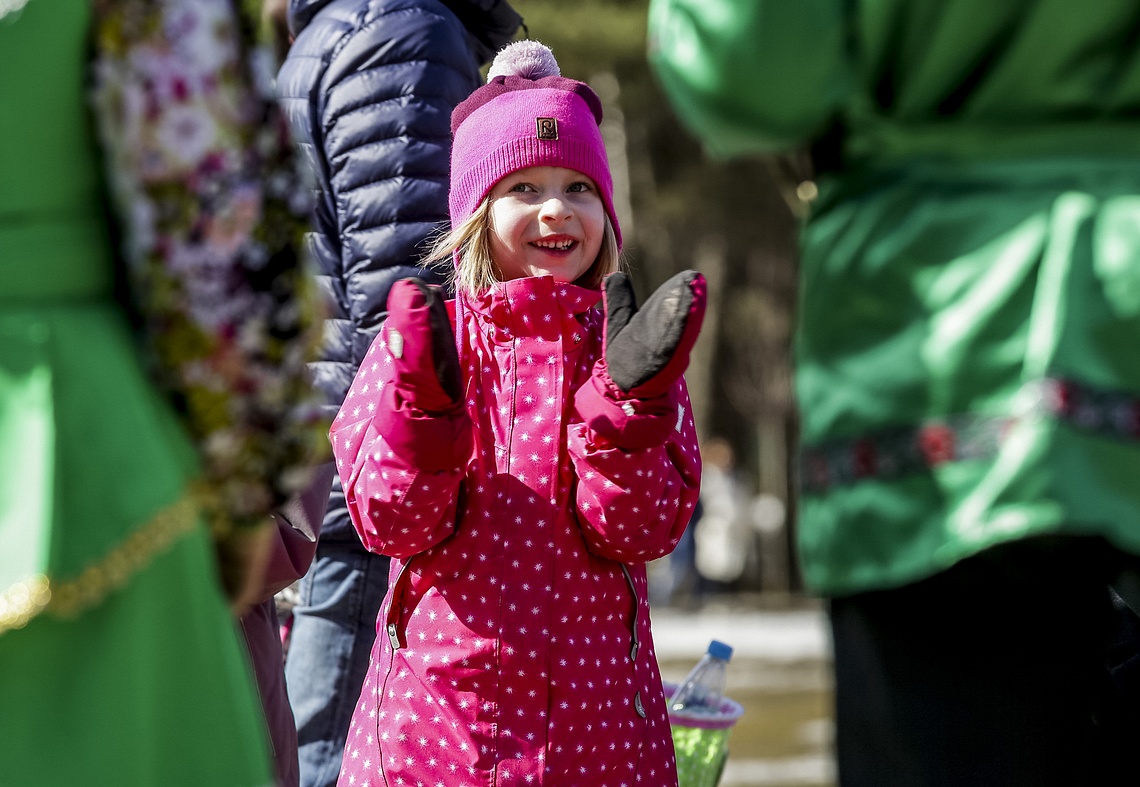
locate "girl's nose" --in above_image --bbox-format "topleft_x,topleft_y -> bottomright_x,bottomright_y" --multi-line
539,196 -> 572,222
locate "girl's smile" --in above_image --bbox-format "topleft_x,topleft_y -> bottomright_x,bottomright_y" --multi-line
488,166 -> 605,283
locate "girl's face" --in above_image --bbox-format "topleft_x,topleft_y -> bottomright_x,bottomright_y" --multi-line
487,166 -> 605,284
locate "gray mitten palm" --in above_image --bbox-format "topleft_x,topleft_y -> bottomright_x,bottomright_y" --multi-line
602,270 -> 707,398
574,270 -> 707,450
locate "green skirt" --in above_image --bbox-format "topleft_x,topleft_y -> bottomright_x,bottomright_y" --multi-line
0,304 -> 271,786
796,156 -> 1140,596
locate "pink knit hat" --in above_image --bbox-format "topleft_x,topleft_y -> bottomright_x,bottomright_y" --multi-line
449,41 -> 621,248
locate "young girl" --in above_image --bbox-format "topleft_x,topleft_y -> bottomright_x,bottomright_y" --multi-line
330,41 -> 706,786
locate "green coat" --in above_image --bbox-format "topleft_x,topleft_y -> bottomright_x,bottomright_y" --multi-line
649,0 -> 1140,595
0,0 -> 316,783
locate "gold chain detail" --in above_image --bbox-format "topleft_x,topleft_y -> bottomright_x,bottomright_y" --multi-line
0,574 -> 50,634
0,496 -> 199,636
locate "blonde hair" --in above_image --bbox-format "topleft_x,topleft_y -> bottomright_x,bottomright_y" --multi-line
424,198 -> 623,297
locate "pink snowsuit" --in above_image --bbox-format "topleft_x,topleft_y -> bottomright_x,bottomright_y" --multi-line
330,275 -> 701,786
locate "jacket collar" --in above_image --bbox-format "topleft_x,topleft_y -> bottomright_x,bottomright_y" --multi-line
436,0 -> 523,64
287,0 -> 335,36
463,276 -> 600,343
289,0 -> 522,61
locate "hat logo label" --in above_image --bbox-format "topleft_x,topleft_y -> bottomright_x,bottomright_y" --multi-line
536,117 -> 559,141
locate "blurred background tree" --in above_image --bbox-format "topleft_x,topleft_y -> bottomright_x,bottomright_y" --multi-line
512,0 -> 813,593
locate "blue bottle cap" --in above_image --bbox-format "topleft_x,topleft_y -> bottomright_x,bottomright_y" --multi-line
707,639 -> 733,661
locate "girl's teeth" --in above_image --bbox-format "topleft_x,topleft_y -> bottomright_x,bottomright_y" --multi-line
535,240 -> 573,250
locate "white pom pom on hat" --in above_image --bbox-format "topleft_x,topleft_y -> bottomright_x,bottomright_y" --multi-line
486,40 -> 561,81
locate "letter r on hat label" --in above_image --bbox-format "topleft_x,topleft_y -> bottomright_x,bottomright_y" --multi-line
536,117 -> 558,140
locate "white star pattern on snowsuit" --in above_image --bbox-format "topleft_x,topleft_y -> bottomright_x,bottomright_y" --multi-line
329,277 -> 701,786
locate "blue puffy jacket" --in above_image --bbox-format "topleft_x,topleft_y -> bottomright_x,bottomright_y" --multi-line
279,0 -> 521,540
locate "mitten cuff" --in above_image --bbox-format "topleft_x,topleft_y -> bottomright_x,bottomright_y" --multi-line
574,359 -> 679,450
375,393 -> 473,473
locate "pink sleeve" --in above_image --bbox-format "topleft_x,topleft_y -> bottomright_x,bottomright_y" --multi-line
567,378 -> 702,563
329,327 -> 467,558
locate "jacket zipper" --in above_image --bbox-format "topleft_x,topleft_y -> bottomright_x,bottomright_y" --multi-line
385,557 -> 413,651
620,563 -> 649,719
619,563 -> 640,662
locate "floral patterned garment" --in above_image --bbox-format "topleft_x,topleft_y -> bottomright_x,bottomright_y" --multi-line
90,0 -> 327,531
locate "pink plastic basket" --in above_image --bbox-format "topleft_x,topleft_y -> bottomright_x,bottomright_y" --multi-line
663,681 -> 744,787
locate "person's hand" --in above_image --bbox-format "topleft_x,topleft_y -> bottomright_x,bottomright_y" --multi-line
384,278 -> 463,414
574,270 -> 706,449
372,279 -> 472,472
214,521 -> 274,617
602,270 -> 706,398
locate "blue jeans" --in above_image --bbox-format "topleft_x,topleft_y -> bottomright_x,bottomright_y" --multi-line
284,542 -> 390,787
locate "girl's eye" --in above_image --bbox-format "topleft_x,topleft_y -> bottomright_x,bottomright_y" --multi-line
567,182 -> 591,193
509,182 -> 533,193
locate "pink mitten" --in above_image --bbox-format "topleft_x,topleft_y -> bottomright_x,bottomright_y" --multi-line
374,279 -> 470,471
384,278 -> 463,413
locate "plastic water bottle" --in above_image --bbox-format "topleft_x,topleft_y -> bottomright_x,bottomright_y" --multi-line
669,639 -> 733,715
